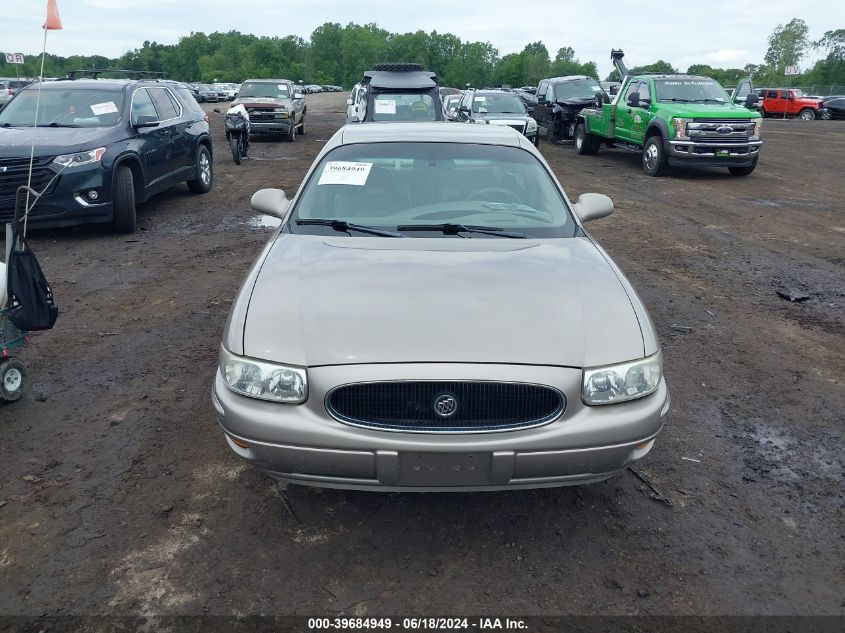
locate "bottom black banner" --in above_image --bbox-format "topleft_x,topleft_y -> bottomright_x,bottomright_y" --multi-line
0,616 -> 841,633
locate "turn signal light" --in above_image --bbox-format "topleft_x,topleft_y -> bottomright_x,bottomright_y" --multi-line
230,437 -> 250,449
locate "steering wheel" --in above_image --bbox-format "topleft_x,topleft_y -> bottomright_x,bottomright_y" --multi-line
463,187 -> 520,203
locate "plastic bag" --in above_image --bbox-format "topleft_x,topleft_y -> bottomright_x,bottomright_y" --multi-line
6,219 -> 58,331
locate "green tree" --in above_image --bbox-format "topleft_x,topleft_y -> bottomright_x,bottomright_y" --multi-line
763,18 -> 809,83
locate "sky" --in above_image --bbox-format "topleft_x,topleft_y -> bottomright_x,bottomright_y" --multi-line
1,0 -> 843,78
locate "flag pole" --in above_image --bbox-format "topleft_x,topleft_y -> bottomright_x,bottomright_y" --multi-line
23,26 -> 49,239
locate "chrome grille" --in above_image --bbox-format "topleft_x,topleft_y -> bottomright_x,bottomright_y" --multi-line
326,381 -> 565,433
247,107 -> 280,122
0,156 -> 58,221
687,119 -> 756,143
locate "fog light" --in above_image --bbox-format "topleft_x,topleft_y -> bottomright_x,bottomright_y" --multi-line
87,189 -> 99,201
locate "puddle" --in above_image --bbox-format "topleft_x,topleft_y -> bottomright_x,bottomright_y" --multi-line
245,215 -> 282,229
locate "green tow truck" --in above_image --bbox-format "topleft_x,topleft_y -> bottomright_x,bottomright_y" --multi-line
575,50 -> 763,176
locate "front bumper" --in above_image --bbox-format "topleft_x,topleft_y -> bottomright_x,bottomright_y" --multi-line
212,363 -> 670,491
249,119 -> 294,135
0,162 -> 113,228
666,139 -> 761,167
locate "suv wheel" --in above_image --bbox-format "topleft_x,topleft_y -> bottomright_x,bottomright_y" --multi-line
187,145 -> 213,194
798,108 -> 815,121
299,116 -> 305,135
547,118 -> 559,143
574,123 -> 599,155
111,165 -> 137,233
286,124 -> 296,142
642,135 -> 668,177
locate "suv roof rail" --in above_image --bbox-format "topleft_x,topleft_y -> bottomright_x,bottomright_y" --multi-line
64,68 -> 168,80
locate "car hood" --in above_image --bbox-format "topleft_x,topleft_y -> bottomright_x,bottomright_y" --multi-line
476,113 -> 531,123
0,125 -> 112,157
241,235 -> 645,368
554,97 -> 595,107
236,97 -> 293,108
655,102 -> 760,118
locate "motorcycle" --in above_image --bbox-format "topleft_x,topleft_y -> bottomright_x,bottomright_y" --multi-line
215,104 -> 250,164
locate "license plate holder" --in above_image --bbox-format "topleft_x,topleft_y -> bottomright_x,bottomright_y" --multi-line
399,452 -> 491,487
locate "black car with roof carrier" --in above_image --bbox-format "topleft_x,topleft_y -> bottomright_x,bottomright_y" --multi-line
0,69 -> 213,232
351,63 -> 443,122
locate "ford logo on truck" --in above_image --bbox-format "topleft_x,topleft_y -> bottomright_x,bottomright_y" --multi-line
717,125 -> 734,135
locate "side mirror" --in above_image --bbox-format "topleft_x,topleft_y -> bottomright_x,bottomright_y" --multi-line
251,188 -> 290,219
346,98 -> 353,106
213,107 -> 221,113
527,106 -> 535,115
458,105 -> 470,113
626,93 -> 640,108
574,193 -> 614,223
743,94 -> 759,109
294,92 -> 303,100
133,115 -> 159,128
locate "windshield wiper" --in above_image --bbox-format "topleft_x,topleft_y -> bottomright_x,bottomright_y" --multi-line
661,98 -> 694,103
295,219 -> 404,237
36,123 -> 80,128
397,223 -> 527,238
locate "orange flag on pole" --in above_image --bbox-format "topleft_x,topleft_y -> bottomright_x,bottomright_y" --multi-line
43,0 -> 63,30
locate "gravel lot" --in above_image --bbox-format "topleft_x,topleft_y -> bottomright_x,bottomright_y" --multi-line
1,92 -> 843,618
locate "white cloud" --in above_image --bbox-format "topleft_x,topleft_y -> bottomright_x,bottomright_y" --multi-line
704,49 -> 753,64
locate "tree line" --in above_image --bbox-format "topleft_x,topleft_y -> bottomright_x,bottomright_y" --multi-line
1,20 -> 842,91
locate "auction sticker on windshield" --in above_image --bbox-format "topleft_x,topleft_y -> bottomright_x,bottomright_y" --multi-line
318,162 -> 373,186
374,99 -> 396,114
90,102 -> 119,115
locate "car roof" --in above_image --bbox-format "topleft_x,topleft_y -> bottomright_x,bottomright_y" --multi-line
363,71 -> 437,89
545,75 -> 594,83
30,78 -> 130,90
242,78 -> 293,84
338,122 -> 523,147
631,74 -> 712,81
472,89 -> 520,96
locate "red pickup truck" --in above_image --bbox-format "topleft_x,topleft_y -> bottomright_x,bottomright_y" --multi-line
758,89 -> 822,120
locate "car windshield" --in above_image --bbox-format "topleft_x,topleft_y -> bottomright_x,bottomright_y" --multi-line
0,87 -> 124,127
554,79 -> 603,101
289,142 -> 575,238
370,93 -> 438,121
655,79 -> 730,103
239,82 -> 290,99
472,94 -> 526,114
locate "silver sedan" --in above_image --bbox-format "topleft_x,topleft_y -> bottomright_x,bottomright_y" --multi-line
212,123 -> 669,491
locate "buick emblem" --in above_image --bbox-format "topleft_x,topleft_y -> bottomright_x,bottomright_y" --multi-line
716,125 -> 734,135
432,393 -> 458,418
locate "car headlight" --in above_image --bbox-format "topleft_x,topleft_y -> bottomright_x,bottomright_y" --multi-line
671,118 -> 691,141
582,351 -> 662,405
750,118 -> 763,140
526,118 -> 538,132
220,347 -> 307,403
53,147 -> 106,168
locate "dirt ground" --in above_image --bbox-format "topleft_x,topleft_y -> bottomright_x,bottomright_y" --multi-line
0,92 -> 843,619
